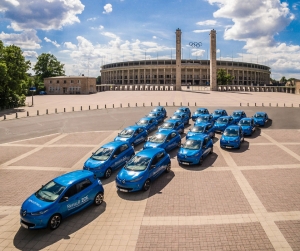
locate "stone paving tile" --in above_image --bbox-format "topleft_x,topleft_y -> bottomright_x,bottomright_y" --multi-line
229,145 -> 299,166
10,134 -> 59,145
9,147 -> 94,168
144,171 -> 253,216
275,220 -> 300,251
284,144 -> 300,156
243,129 -> 272,143
51,132 -> 111,145
135,223 -> 274,251
263,129 -> 300,143
0,170 -> 65,206
0,146 -> 35,165
0,215 -> 7,220
243,169 -> 300,212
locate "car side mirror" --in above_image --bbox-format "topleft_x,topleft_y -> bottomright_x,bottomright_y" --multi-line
61,197 -> 68,202
151,164 -> 156,169
113,155 -> 118,159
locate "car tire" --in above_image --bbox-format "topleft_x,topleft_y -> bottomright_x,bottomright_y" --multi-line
209,146 -> 213,154
104,168 -> 112,179
237,143 -> 241,149
212,132 -> 215,138
198,156 -> 204,165
94,192 -> 104,206
165,163 -> 171,173
142,179 -> 151,191
48,214 -> 62,230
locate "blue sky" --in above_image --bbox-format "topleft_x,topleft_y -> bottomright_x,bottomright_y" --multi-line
0,0 -> 299,80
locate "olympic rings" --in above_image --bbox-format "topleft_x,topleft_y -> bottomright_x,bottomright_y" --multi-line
189,42 -> 202,48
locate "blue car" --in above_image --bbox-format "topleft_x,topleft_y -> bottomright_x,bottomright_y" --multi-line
186,122 -> 215,139
191,108 -> 210,121
151,106 -> 167,118
147,111 -> 164,123
253,112 -> 270,126
213,116 -> 235,133
136,117 -> 158,132
170,112 -> 190,125
143,130 -> 181,152
177,135 -> 213,165
114,126 -> 148,146
232,110 -> 247,124
158,119 -> 185,134
116,148 -> 171,192
220,125 -> 244,149
20,170 -> 104,230
194,114 -> 214,125
83,141 -> 135,178
212,109 -> 228,121
174,107 -> 191,118
238,118 -> 256,136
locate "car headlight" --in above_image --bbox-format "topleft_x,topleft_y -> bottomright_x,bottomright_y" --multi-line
31,209 -> 48,216
130,176 -> 144,182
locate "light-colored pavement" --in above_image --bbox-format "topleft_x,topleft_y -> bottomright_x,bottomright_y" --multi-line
0,91 -> 300,250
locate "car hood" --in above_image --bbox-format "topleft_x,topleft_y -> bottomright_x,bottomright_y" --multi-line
114,136 -> 130,142
254,117 -> 264,121
144,142 -> 163,148
22,194 -> 51,213
187,132 -> 205,137
240,125 -> 251,130
84,158 -> 106,169
221,135 -> 239,141
178,148 -> 201,156
117,168 -> 144,181
214,123 -> 227,128
159,128 -> 174,132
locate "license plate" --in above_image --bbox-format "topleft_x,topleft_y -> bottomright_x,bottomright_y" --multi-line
225,146 -> 231,149
21,222 -> 28,229
182,162 -> 190,165
119,188 -> 128,192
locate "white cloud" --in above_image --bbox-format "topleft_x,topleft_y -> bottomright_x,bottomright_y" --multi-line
22,50 -> 38,58
101,32 -> 119,39
0,30 -> 41,49
64,42 -> 77,49
103,3 -> 112,14
292,3 -> 299,10
153,36 -> 157,39
193,29 -> 212,33
91,25 -> 104,30
196,20 -> 217,26
44,37 -> 60,47
87,17 -> 97,21
0,0 -> 85,31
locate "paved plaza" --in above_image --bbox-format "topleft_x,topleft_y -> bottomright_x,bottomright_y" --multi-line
0,91 -> 299,250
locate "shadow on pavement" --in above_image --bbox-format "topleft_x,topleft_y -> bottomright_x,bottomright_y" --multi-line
222,141 -> 249,154
178,151 -> 218,171
13,202 -> 106,251
0,108 -> 26,117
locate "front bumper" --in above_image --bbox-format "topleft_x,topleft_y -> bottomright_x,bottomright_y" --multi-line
220,140 -> 240,149
213,126 -> 226,133
177,154 -> 200,165
115,179 -> 144,192
20,214 -> 50,229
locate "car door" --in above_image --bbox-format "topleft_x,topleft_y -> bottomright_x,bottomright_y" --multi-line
169,132 -> 178,150
239,127 -> 244,141
174,121 -> 180,132
117,144 -> 131,169
110,147 -> 122,170
149,119 -> 156,131
202,137 -> 210,156
59,184 -> 79,217
206,124 -> 213,137
72,179 -> 93,213
148,154 -> 162,180
135,128 -> 145,144
182,114 -> 188,124
229,117 -> 234,125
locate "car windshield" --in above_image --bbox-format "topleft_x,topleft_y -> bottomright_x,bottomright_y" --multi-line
224,128 -> 239,137
119,129 -> 134,138
137,119 -> 148,125
254,113 -> 264,118
161,122 -> 174,129
195,109 -> 204,114
35,181 -> 65,202
176,108 -> 185,113
148,113 -> 156,117
214,110 -> 223,115
92,147 -> 114,161
233,112 -> 242,117
239,120 -> 251,126
152,108 -> 158,112
182,139 -> 202,150
196,117 -> 208,122
149,134 -> 167,143
217,118 -> 228,124
191,126 -> 205,132
125,155 -> 151,171
171,115 -> 181,120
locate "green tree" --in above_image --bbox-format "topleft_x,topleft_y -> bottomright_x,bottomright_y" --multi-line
280,76 -> 287,84
33,53 -> 65,82
217,69 -> 234,85
0,41 -> 31,107
96,75 -> 101,84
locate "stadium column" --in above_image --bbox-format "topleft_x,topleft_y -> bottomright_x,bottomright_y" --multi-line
210,29 -> 217,91
176,28 -> 182,91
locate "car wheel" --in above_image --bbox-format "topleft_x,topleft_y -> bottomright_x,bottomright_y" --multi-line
48,214 -> 62,230
212,132 -> 215,138
143,179 -> 151,191
165,163 -> 171,173
104,168 -> 112,179
131,143 -> 135,147
242,137 -> 244,142
237,143 -> 241,149
209,146 -> 213,154
94,192 -> 104,206
198,156 -> 204,165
